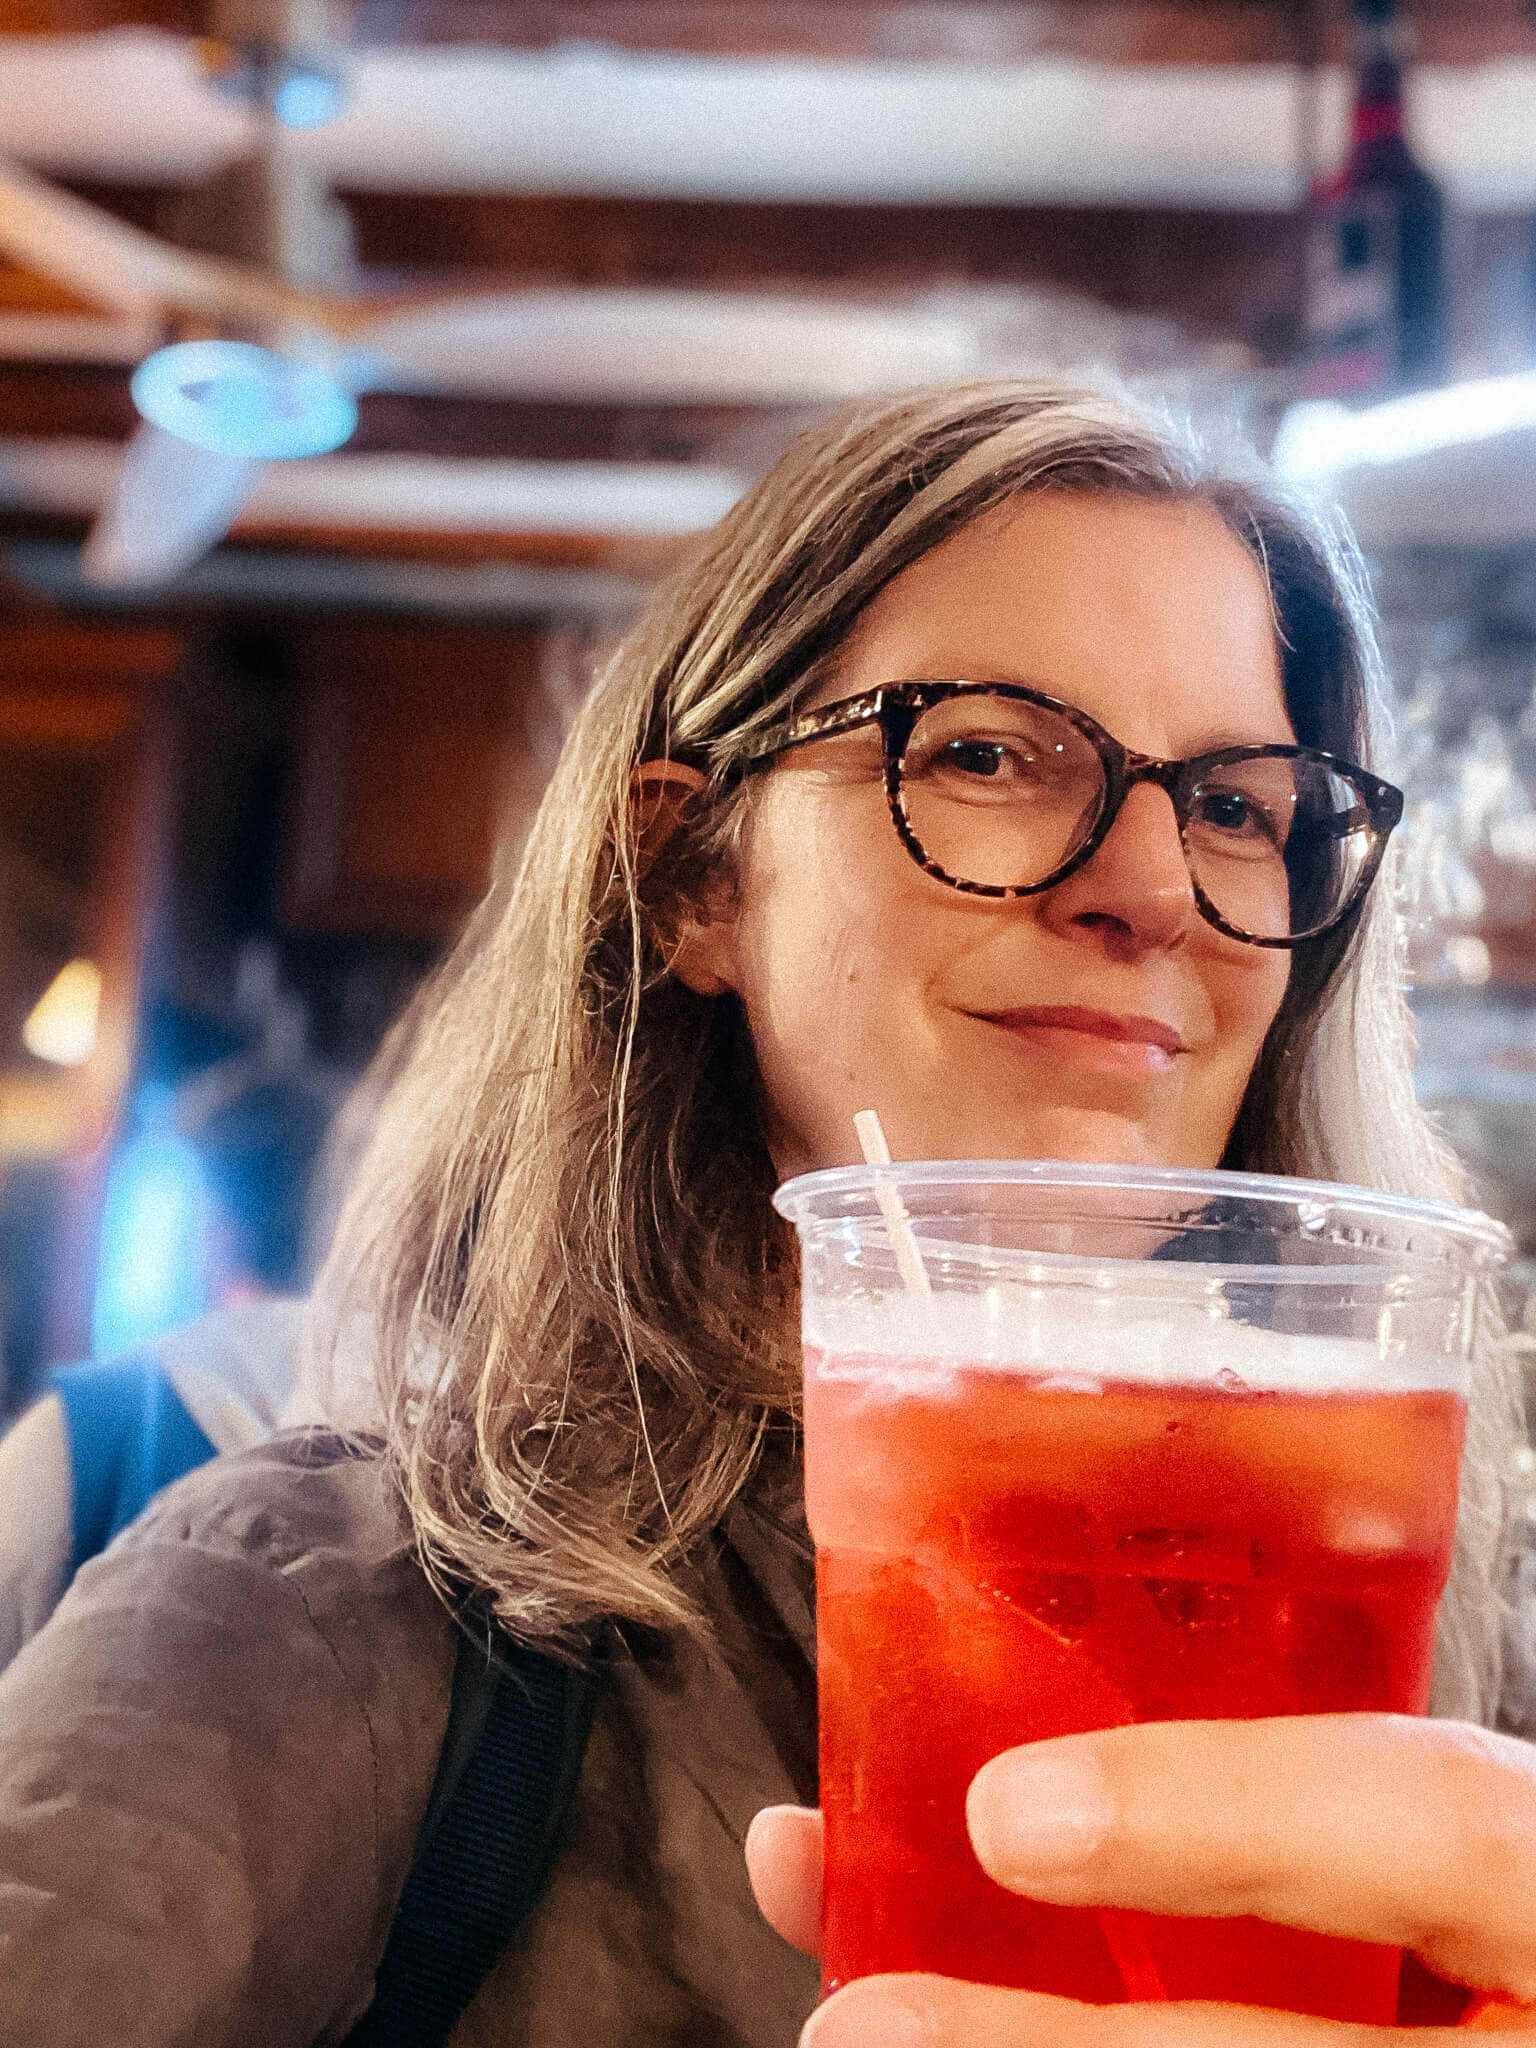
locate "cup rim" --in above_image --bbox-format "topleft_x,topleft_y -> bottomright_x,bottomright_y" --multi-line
772,1158 -> 1512,1262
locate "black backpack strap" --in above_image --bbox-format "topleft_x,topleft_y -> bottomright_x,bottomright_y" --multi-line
343,1624 -> 598,2048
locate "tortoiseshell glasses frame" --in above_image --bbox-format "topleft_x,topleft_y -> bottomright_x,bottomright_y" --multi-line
743,679 -> 1404,949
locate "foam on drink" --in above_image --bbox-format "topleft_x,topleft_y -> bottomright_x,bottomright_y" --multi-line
805,1287 -> 1465,1394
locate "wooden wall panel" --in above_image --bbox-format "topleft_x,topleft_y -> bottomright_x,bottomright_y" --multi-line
280,617 -> 545,938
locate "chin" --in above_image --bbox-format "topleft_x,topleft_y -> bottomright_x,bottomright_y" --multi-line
966,1113 -> 1180,1169
773,1111 -> 1218,1178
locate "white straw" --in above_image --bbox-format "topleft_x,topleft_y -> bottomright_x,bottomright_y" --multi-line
853,1109 -> 932,1296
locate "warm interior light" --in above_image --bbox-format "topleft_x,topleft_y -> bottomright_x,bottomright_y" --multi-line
22,958 -> 101,1066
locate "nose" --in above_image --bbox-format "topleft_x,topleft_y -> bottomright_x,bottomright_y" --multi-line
1038,781 -> 1199,957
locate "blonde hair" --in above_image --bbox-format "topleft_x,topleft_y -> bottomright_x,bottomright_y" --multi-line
312,380 -> 1520,1718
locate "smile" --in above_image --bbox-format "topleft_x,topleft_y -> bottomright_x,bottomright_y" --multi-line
971,1005 -> 1187,1075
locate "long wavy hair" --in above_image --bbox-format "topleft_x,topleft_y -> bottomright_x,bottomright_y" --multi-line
311,380 -> 1520,1721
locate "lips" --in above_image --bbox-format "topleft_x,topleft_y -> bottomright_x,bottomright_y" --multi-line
982,1005 -> 1186,1053
966,1003 -> 1196,1081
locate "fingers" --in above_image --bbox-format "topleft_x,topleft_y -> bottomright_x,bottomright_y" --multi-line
1465,1997 -> 1536,2033
799,1975 -> 1477,2048
745,1804 -> 823,1956
964,1717 -> 1536,2001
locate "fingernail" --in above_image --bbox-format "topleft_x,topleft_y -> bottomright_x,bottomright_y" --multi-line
968,1748 -> 1116,1884
801,1987 -> 936,2048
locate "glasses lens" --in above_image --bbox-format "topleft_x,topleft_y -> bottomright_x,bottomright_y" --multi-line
1183,755 -> 1378,940
898,691 -> 1106,891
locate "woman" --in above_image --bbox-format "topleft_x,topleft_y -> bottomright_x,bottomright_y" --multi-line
0,379 -> 1530,2047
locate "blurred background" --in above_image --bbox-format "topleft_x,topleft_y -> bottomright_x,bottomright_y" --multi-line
0,0 -> 1534,1412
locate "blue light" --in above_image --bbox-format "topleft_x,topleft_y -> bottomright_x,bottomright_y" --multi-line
91,1086 -> 211,1360
130,341 -> 358,461
273,65 -> 348,130
199,44 -> 349,130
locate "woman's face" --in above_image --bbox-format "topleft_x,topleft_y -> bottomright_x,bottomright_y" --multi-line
677,491 -> 1296,1178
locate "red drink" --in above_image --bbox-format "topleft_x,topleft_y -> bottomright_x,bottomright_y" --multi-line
806,1350 -> 1466,2018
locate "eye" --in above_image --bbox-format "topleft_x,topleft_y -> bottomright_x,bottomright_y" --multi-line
903,694 -> 1099,814
930,735 -> 1051,786
1193,786 -> 1285,847
943,738 -> 1014,778
1201,789 -> 1254,831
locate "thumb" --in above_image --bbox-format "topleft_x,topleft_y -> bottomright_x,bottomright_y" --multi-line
745,1805 -> 824,1956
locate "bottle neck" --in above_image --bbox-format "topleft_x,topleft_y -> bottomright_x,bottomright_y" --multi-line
1352,88 -> 1404,147
1351,11 -> 1408,146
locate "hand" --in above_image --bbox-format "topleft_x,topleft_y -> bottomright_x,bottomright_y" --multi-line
745,1716 -> 1536,2045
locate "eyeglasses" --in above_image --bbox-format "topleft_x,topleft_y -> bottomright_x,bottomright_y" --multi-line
749,681 -> 1403,948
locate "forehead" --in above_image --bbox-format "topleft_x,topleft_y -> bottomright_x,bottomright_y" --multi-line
816,491 -> 1293,753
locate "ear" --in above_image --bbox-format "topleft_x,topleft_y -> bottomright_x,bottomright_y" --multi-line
631,757 -> 708,855
629,759 -> 741,999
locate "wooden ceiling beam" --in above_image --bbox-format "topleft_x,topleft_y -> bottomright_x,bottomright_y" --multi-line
0,4 -> 194,28
0,503 -> 689,574
56,184 -> 1305,360
0,362 -> 140,439
342,194 -> 1306,362
352,0 -> 1536,67
5,1 -> 1536,62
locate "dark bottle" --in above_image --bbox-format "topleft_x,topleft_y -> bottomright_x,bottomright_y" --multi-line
1302,0 -> 1445,399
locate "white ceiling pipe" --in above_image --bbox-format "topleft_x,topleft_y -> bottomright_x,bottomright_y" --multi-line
1273,377 -> 1536,544
0,33 -> 249,184
8,423 -> 1536,556
0,30 -> 1533,211
360,287 -> 987,402
18,422 -> 1536,553
323,44 -> 1323,209
0,435 -> 748,537
1313,427 -> 1536,546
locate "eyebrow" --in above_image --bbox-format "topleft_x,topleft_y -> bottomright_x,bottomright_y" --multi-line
807,675 -> 1295,754
1188,728 -> 1299,753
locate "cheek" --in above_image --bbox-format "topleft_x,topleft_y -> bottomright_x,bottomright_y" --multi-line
729,787 -> 946,1095
736,865 -> 912,1052
1217,949 -> 1291,1066
733,783 -> 920,1004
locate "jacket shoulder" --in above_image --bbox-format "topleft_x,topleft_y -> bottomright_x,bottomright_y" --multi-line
0,1429 -> 456,2047
130,1424 -> 418,1573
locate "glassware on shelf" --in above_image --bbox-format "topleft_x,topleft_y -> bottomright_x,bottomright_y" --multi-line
1395,663 -> 1536,991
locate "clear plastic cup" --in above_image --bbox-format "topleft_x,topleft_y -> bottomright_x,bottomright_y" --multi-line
773,1161 -> 1510,2021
